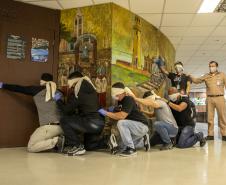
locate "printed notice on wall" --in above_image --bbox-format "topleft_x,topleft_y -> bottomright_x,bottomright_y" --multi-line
7,34 -> 26,60
31,38 -> 49,63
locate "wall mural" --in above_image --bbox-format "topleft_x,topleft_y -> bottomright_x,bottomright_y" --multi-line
59,4 -> 112,107
59,3 -> 175,106
111,4 -> 175,96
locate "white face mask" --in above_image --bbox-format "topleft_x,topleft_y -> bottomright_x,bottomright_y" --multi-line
175,65 -> 184,73
112,96 -> 119,101
209,66 -> 217,73
169,93 -> 180,102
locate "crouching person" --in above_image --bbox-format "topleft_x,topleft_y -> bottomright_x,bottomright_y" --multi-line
165,87 -> 206,148
130,91 -> 178,150
0,73 -> 64,153
98,82 -> 150,157
54,71 -> 107,156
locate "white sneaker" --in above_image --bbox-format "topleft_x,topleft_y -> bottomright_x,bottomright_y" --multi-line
67,145 -> 86,156
143,134 -> 150,151
108,134 -> 118,155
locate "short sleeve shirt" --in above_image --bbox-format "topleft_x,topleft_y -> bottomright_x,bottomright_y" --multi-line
170,96 -> 195,128
168,73 -> 191,92
118,96 -> 148,126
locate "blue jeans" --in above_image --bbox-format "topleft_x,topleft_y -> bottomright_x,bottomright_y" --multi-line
154,121 -> 178,144
117,120 -> 149,149
177,126 -> 202,148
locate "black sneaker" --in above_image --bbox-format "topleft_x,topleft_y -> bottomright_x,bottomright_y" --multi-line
160,143 -> 173,150
56,135 -> 65,153
67,145 -> 86,156
119,147 -> 137,157
206,136 -> 214,140
108,134 -> 118,155
222,136 -> 226,141
143,134 -> 150,151
197,132 -> 206,147
200,137 -> 207,147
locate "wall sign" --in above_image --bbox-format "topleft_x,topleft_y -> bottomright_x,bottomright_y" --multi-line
7,34 -> 26,60
31,38 -> 49,63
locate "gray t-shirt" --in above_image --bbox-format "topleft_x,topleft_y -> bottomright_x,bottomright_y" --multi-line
154,99 -> 178,128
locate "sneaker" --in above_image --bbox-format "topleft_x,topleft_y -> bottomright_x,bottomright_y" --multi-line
56,135 -> 65,153
160,143 -> 173,150
206,136 -> 214,140
119,147 -> 137,157
170,137 -> 177,147
200,137 -> 207,147
197,132 -> 206,147
62,146 -> 73,154
108,134 -> 118,155
67,145 -> 86,156
143,134 -> 150,151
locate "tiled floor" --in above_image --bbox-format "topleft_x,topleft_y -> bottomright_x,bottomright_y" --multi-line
1,123 -> 226,185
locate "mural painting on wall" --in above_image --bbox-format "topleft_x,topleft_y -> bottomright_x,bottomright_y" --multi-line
111,4 -> 174,95
59,4 -> 112,107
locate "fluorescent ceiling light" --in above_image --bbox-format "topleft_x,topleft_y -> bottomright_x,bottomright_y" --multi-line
198,0 -> 221,13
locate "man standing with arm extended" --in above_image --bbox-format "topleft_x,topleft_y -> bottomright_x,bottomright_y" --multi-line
189,61 -> 226,141
155,56 -> 191,95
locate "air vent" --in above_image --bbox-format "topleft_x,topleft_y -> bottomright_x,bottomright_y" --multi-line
215,0 -> 226,12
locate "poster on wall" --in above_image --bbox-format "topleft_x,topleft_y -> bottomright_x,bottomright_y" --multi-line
31,38 -> 49,62
7,34 -> 26,60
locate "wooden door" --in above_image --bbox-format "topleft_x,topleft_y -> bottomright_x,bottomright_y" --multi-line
0,21 -> 58,147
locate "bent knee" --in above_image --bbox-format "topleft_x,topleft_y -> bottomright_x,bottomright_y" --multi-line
117,120 -> 128,128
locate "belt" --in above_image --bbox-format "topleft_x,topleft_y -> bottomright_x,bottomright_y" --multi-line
48,123 -> 60,125
207,95 -> 224,97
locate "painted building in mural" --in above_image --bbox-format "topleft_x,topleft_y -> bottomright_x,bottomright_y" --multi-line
59,3 -> 175,106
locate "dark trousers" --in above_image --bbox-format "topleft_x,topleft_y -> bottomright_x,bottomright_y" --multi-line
150,132 -> 176,146
60,115 -> 107,150
177,126 -> 201,148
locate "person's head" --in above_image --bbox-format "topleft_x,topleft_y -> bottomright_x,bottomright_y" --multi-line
67,71 -> 83,88
168,87 -> 180,102
111,82 -> 126,101
174,61 -> 184,74
209,61 -> 218,74
40,73 -> 53,86
143,91 -> 155,100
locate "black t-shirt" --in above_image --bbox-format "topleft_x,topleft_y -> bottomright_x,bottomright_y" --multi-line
118,96 -> 148,126
168,73 -> 191,93
170,96 -> 195,128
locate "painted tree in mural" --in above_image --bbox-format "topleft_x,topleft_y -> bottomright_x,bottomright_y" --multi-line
60,23 -> 72,42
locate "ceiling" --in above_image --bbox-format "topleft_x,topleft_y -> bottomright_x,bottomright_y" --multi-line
15,0 -> 226,77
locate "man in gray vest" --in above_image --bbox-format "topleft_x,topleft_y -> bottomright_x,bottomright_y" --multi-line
0,73 -> 64,152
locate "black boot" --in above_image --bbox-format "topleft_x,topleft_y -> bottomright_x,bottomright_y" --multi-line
222,136 -> 226,141
206,136 -> 214,140
196,132 -> 206,147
